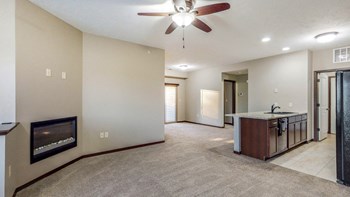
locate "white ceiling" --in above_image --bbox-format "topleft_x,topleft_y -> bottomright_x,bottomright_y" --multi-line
31,0 -> 350,71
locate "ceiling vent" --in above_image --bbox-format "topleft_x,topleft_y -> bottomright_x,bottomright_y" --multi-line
334,46 -> 350,63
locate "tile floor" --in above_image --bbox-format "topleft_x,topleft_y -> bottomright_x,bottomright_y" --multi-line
269,134 -> 336,182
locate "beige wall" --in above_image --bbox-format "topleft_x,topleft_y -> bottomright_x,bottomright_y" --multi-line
236,75 -> 248,113
0,0 -> 16,123
165,70 -> 188,78
82,33 -> 165,154
313,46 -> 350,71
15,0 -> 83,187
186,51 -> 310,130
5,130 -> 18,197
310,45 -> 350,139
222,74 -> 248,114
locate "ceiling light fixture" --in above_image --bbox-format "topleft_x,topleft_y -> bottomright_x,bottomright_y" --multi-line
261,37 -> 271,43
178,65 -> 189,70
172,12 -> 195,27
282,47 -> 290,51
315,32 -> 339,43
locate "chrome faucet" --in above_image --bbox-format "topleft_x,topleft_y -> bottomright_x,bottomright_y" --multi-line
271,104 -> 281,113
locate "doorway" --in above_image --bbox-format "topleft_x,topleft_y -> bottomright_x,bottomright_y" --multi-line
315,71 -> 336,141
224,80 -> 236,125
165,83 -> 178,123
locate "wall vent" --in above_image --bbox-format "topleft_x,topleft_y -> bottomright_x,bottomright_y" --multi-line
333,46 -> 350,63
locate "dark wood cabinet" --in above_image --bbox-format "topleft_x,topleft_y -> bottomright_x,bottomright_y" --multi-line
288,115 -> 307,149
288,123 -> 295,147
301,120 -> 307,141
269,126 -> 278,156
241,113 -> 307,161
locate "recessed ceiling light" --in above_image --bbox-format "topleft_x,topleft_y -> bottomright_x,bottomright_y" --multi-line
282,47 -> 290,51
178,65 -> 189,70
261,37 -> 271,43
315,32 -> 339,43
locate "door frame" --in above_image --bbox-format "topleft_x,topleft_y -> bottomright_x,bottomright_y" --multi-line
165,83 -> 179,124
328,76 -> 336,134
223,80 -> 236,125
314,70 -> 332,141
314,68 -> 350,141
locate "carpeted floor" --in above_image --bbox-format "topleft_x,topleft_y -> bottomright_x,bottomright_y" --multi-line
17,123 -> 350,197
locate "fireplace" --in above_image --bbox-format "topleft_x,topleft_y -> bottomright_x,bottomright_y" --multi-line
30,117 -> 77,164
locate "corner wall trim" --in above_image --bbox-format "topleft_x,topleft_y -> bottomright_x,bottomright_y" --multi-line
13,140 -> 165,196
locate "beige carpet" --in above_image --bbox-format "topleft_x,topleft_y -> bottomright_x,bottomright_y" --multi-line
17,123 -> 350,197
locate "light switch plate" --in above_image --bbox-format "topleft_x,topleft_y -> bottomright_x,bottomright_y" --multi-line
8,165 -> 11,177
100,132 -> 104,138
46,69 -> 52,77
289,102 -> 293,107
274,88 -> 278,93
104,132 -> 109,138
62,72 -> 67,79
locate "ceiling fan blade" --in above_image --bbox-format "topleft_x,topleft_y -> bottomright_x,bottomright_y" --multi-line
138,12 -> 174,16
195,3 -> 230,16
192,18 -> 212,33
165,22 -> 178,34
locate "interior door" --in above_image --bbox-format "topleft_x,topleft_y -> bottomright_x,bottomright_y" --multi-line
318,73 -> 329,141
165,85 -> 177,123
224,81 -> 235,124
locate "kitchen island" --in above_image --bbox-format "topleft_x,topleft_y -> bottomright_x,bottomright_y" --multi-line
226,112 -> 307,160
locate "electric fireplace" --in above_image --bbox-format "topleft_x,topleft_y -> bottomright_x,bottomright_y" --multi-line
30,117 -> 77,164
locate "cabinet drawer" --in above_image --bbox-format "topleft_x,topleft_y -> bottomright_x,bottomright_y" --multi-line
295,115 -> 302,122
302,114 -> 307,120
269,120 -> 278,128
288,116 -> 296,123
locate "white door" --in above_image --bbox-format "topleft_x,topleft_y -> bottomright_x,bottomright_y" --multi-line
165,85 -> 177,123
318,73 -> 329,141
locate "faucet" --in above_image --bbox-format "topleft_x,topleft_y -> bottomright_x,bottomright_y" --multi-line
271,104 -> 281,113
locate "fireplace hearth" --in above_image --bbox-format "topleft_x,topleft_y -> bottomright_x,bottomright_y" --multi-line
30,117 -> 77,164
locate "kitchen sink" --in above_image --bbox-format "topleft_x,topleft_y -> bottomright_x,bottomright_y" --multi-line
264,112 -> 297,115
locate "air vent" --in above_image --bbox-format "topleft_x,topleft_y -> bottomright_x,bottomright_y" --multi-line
334,46 -> 350,63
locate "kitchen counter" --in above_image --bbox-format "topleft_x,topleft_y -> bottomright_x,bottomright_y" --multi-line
226,111 -> 307,120
226,112 -> 308,156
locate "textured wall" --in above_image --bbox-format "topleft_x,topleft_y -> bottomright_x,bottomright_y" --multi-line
0,0 -> 16,123
186,51 -> 310,128
15,0 -> 83,186
82,33 -> 165,154
165,78 -> 186,122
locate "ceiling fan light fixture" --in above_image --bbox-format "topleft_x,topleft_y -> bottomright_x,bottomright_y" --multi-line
172,12 -> 195,27
315,32 -> 339,43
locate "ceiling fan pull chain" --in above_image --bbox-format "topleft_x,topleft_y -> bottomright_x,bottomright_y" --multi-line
183,27 -> 185,49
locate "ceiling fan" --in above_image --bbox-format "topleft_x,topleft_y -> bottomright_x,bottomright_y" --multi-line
137,0 -> 230,34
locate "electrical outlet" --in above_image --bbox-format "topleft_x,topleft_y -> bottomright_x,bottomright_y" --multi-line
9,165 -> 11,178
104,132 -> 109,138
100,132 -> 104,138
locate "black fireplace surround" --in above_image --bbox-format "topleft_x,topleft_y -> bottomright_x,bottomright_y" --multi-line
30,116 -> 77,164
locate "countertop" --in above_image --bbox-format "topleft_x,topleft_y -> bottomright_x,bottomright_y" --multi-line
0,123 -> 19,136
225,111 -> 307,120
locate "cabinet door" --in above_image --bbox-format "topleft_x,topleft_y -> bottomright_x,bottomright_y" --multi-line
301,120 -> 307,141
295,122 -> 301,144
288,123 -> 295,148
269,127 -> 278,156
